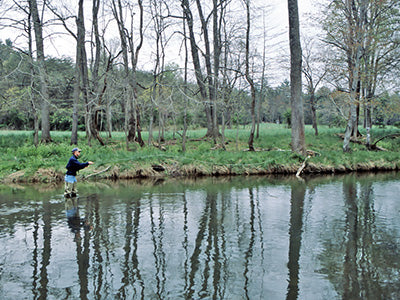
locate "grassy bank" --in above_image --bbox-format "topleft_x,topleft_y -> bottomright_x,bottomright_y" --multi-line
1,124 -> 400,183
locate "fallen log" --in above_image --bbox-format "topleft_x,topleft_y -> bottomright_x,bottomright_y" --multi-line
152,142 -> 167,151
296,156 -> 310,178
83,166 -> 111,180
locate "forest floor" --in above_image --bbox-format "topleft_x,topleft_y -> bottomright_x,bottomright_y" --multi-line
1,124 -> 400,183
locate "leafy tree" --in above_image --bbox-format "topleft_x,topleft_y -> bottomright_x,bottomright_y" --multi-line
322,0 -> 400,151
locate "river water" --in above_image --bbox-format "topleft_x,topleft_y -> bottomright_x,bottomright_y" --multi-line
0,173 -> 399,300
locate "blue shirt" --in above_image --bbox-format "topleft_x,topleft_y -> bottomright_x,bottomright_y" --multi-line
66,155 -> 89,176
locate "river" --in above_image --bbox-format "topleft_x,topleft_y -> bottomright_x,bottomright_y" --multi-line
0,173 -> 399,299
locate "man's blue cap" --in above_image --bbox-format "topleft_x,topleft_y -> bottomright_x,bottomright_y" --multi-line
72,147 -> 82,153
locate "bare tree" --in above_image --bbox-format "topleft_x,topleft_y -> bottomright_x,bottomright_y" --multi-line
89,0 -> 106,145
148,0 -> 170,145
29,0 -> 51,142
220,11 -> 242,131
322,0 -> 371,151
47,0 -> 107,146
182,10 -> 189,152
26,4 -> 39,146
10,1 -> 40,145
181,0 -> 224,141
243,0 -> 256,151
74,0 -> 94,145
256,11 -> 268,139
342,0 -> 368,152
362,0 -> 400,133
288,0 -> 306,155
302,37 -> 326,136
112,0 -> 145,149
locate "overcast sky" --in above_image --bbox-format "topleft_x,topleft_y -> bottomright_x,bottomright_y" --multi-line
1,0 -> 321,85
267,0 -> 322,84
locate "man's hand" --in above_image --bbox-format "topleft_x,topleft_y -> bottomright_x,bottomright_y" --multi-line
88,161 -> 94,165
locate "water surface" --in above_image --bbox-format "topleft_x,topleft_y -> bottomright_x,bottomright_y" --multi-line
0,173 -> 400,299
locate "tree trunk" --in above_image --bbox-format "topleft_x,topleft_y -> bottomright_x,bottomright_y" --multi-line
158,110 -> 164,143
128,0 -> 144,146
257,13 -> 268,139
288,0 -> 306,155
343,101 -> 358,152
244,0 -> 256,151
195,0 -> 215,138
148,105 -> 154,146
95,52 -> 113,143
256,94 -> 262,139
343,0 -> 367,152
182,0 -> 206,99
212,0 -> 222,142
126,93 -> 136,142
90,0 -> 105,146
221,110 -> 226,150
106,95 -> 112,138
27,10 -> 39,147
182,0 -> 219,139
352,79 -> 361,138
28,73 -> 39,147
32,101 -> 39,146
112,0 -> 129,145
112,0 -> 144,148
76,0 -> 93,146
135,104 -> 144,147
310,92 -> 318,136
71,10 -> 82,146
365,93 -> 372,129
235,112 -> 239,151
29,0 -> 51,143
148,1 -> 161,146
205,106 -> 213,136
71,66 -> 80,145
182,12 -> 189,152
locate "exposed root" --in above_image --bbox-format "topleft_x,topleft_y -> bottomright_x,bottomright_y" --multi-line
32,168 -> 63,183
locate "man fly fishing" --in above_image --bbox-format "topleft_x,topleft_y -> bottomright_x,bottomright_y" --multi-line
64,147 -> 94,198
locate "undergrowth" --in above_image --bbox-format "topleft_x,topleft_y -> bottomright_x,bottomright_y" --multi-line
1,124 -> 399,182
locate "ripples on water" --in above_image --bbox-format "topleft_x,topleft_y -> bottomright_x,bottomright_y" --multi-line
0,173 -> 400,299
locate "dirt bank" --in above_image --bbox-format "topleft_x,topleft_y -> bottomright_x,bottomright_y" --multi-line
3,160 -> 399,184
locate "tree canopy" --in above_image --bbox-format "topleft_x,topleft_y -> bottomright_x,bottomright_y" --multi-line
0,0 -> 399,152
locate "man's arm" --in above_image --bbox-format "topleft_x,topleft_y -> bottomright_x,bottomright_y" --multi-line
70,157 -> 91,170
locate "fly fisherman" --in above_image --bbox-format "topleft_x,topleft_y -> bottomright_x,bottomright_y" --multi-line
64,148 -> 94,198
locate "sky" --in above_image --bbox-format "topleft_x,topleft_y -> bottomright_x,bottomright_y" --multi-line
265,0 -> 322,84
1,0 -> 321,86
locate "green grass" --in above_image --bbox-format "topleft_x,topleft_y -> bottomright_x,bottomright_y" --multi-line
1,124 -> 400,182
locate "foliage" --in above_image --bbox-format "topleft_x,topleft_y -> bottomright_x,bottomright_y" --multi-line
284,109 -> 291,128
1,125 -> 400,182
1,34 -> 400,135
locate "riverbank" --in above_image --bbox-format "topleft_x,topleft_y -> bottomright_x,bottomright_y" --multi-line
1,124 -> 400,183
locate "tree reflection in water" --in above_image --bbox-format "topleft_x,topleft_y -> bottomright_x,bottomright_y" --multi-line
1,174 -> 400,299
318,175 -> 400,299
286,181 -> 306,300
185,189 -> 224,299
65,196 -> 94,300
117,195 -> 144,299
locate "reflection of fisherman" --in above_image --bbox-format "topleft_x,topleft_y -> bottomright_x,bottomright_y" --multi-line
64,147 -> 94,198
65,197 -> 91,234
